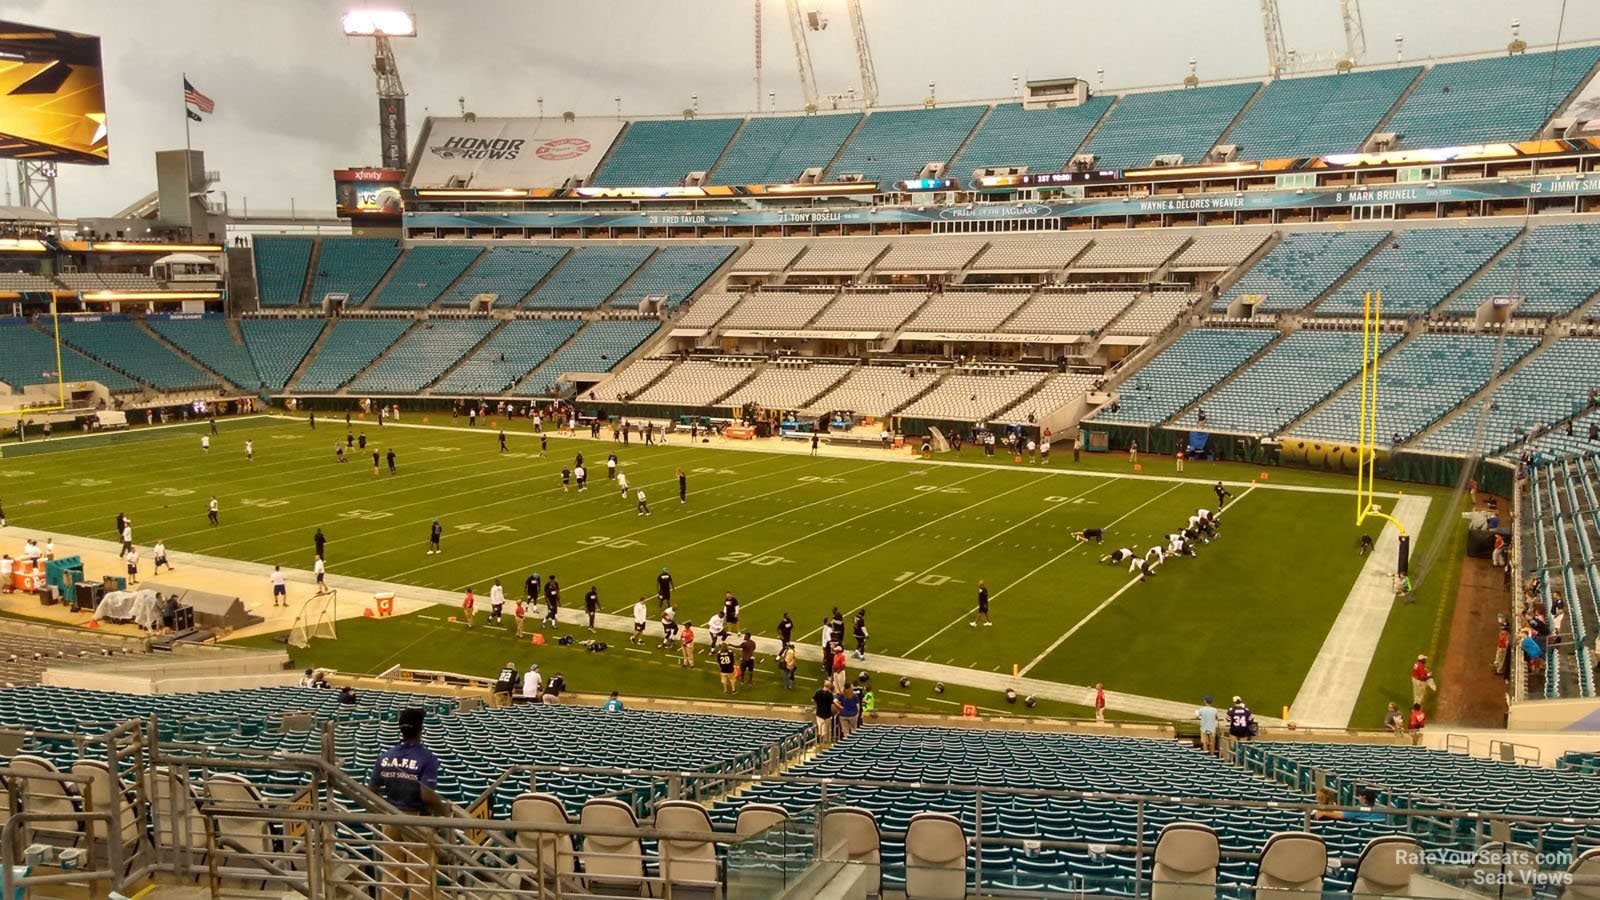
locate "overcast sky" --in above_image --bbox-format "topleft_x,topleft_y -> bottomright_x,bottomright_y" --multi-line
13,0 -> 1600,218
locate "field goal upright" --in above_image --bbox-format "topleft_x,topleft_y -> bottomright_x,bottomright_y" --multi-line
288,589 -> 338,649
1355,290 -> 1410,575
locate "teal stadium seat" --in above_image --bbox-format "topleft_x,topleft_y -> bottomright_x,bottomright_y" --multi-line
1291,333 -> 1538,444
608,245 -> 735,310
240,319 -> 326,392
432,319 -> 582,395
1446,224 -> 1600,318
524,246 -> 654,310
1318,227 -> 1519,317
293,318 -> 414,393
514,320 -> 660,396
55,317 -> 217,392
1215,231 -> 1386,313
1082,82 -> 1260,169
1091,328 -> 1277,425
369,245 -> 484,309
1423,339 -> 1600,455
252,236 -> 313,307
147,316 -> 262,390
826,105 -> 987,185
1223,68 -> 1421,160
1383,46 -> 1600,148
947,98 -> 1115,178
708,113 -> 861,185
589,118 -> 743,187
347,318 -> 498,394
1171,331 -> 1402,436
442,246 -> 570,308
308,238 -> 402,305
0,318 -> 138,392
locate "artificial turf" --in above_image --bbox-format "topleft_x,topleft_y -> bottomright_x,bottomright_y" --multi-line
0,414 -> 1463,725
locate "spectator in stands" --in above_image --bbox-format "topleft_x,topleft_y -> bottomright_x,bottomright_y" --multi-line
812,680 -> 838,745
1384,702 -> 1404,734
370,707 -> 447,895
1226,696 -> 1256,740
1521,628 -> 1544,677
521,665 -> 541,702
1408,703 -> 1427,732
545,673 -> 566,703
494,661 -> 518,700
715,641 -> 738,694
604,691 -> 624,713
301,668 -> 318,688
838,687 -> 861,739
1494,624 -> 1511,677
1312,789 -> 1386,822
1410,655 -> 1434,707
1196,696 -> 1218,754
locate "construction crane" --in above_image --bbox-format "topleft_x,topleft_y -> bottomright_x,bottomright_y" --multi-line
784,0 -> 879,110
1258,0 -> 1366,77
341,9 -> 416,170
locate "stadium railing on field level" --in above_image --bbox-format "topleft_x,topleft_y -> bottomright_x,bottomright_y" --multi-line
5,715 -> 1599,899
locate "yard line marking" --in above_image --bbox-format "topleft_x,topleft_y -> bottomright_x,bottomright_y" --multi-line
905,481 -> 1186,658
417,614 -> 440,621
657,467 -> 998,601
791,478 -> 1114,643
1018,484 -> 1258,676
739,472 -> 1070,615
470,458 -> 873,586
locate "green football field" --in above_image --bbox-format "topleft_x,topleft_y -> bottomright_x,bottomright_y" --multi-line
0,414 -> 1462,724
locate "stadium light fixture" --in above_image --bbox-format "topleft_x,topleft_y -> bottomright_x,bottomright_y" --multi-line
341,10 -> 416,37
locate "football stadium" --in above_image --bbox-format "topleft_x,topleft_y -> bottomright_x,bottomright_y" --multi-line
1,2 -> 1599,897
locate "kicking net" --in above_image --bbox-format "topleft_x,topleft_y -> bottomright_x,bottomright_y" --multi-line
288,589 -> 338,649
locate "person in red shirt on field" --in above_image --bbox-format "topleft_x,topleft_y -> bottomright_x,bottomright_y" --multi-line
514,599 -> 526,638
461,588 -> 476,629
679,621 -> 696,668
1095,683 -> 1107,723
1410,655 -> 1434,706
831,645 -> 848,692
1408,703 -> 1426,731
1493,624 -> 1510,677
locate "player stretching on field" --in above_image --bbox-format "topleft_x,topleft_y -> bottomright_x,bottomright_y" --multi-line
1073,528 -> 1104,544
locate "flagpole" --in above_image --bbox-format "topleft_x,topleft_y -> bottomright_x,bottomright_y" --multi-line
182,72 -> 194,239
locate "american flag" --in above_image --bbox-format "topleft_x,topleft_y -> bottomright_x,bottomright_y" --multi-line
183,77 -> 214,114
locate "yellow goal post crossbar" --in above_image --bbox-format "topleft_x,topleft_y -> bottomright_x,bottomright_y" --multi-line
8,298 -> 69,420
1356,289 -> 1408,537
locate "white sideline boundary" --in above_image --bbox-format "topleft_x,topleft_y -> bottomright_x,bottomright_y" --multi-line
1289,494 -> 1432,729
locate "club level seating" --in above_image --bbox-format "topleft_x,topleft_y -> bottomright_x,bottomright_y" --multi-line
1223,67 -> 1422,160
811,366 -> 939,418
1291,333 -> 1539,445
996,372 -> 1096,424
708,112 -> 861,186
719,291 -> 836,330
347,319 -> 497,394
1443,224 -> 1600,318
58,272 -> 159,291
948,97 -> 1115,178
432,319 -> 581,396
1172,331 -> 1403,436
514,320 -> 661,396
240,318 -> 325,392
590,118 -> 743,187
825,105 -> 987,185
294,318 -> 415,393
1384,46 -> 1600,149
874,238 -> 986,274
442,246 -> 570,308
1216,231 -> 1386,313
1109,292 -> 1197,336
308,238 -> 402,305
904,293 -> 1026,332
147,317 -> 262,390
729,241 -> 806,275
368,245 -> 483,309
252,236 -> 314,307
1069,231 -> 1188,271
1082,81 -> 1260,170
0,320 -> 134,393
723,362 -> 854,410
524,245 -> 654,310
608,245 -> 736,310
809,292 -> 929,332
1003,291 -> 1136,335
632,360 -> 756,406
671,292 -> 741,330
1241,741 -> 1600,820
0,272 -> 58,291
588,359 -> 675,402
1092,328 -> 1277,425
968,233 -> 1093,272
1167,230 -> 1270,270
899,371 -> 1045,422
0,631 -> 143,687
1421,338 -> 1600,455
1318,227 -> 1519,318
1523,459 -> 1598,699
791,240 -> 890,275
54,318 -> 216,392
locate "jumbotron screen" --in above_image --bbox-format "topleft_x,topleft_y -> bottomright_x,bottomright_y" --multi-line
0,21 -> 109,164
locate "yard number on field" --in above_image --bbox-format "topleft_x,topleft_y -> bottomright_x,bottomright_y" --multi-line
716,551 -> 794,567
692,467 -> 736,475
1044,496 -> 1096,504
418,446 -> 459,453
799,475 -> 843,484
64,477 -> 111,487
239,498 -> 288,508
914,485 -> 967,494
339,508 -> 392,521
0,470 -> 32,479
453,522 -> 515,534
146,487 -> 194,497
578,535 -> 643,549
894,571 -> 963,587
